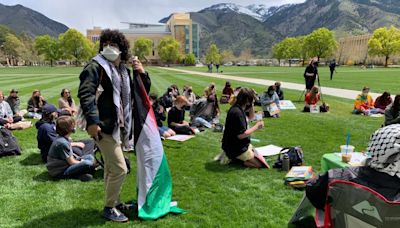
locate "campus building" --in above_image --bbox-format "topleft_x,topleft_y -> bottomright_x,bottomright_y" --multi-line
337,34 -> 400,65
86,13 -> 200,64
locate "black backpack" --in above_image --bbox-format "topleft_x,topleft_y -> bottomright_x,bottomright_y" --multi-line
273,146 -> 304,169
0,127 -> 21,157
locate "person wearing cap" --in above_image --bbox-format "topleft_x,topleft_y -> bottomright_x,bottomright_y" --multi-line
5,89 -> 25,117
0,91 -> 22,128
168,95 -> 194,135
36,104 -> 94,163
58,88 -> 77,116
26,89 -> 47,119
353,86 -> 384,115
78,29 -> 150,222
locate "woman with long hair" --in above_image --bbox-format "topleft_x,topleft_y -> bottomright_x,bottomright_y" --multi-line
58,88 -> 77,116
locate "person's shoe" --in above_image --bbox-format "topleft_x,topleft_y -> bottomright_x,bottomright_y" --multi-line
78,174 -> 93,182
103,207 -> 128,222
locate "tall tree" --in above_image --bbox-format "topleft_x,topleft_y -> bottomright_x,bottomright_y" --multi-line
220,49 -> 235,64
368,26 -> 400,67
304,28 -> 337,61
272,42 -> 285,65
3,33 -> 24,66
59,29 -> 93,66
205,44 -> 221,64
35,35 -> 61,67
279,37 -> 301,66
157,37 -> 180,66
132,37 -> 152,62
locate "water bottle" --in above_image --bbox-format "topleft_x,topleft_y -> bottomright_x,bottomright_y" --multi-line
282,154 -> 290,171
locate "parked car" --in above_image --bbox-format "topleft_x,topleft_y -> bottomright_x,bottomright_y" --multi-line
223,62 -> 233,66
236,61 -> 248,66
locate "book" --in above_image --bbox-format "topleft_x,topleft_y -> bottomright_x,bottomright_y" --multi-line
285,166 -> 313,182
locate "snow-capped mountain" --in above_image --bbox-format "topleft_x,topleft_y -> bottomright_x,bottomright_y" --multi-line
199,3 -> 291,21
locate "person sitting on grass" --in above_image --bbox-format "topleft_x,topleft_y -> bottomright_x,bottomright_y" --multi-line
260,85 -> 281,118
5,88 -> 26,117
160,86 -> 175,109
26,89 -> 47,119
275,82 -> 284,100
58,88 -> 77,116
46,116 -> 96,182
221,88 -> 265,168
353,86 -> 384,115
375,91 -> 392,111
168,95 -> 194,135
0,90 -> 22,128
303,86 -> 321,112
149,93 -> 176,139
36,104 -> 94,163
183,85 -> 196,110
220,81 -> 234,104
384,95 -> 400,126
190,92 -> 220,129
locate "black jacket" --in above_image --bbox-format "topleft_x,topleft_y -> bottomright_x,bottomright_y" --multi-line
78,60 -> 151,134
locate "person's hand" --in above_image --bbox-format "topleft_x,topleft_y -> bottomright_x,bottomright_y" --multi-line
7,117 -> 13,123
182,121 -> 189,126
159,106 -> 164,113
72,142 -> 85,149
132,57 -> 145,74
33,108 -> 38,112
256,121 -> 264,130
87,124 -> 102,140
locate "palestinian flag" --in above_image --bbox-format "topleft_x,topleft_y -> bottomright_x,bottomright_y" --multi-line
132,72 -> 185,220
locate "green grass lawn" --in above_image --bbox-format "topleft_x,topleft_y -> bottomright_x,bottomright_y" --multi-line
0,66 -> 384,227
181,66 -> 400,94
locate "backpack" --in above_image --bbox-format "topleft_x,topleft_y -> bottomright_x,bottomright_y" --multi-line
273,146 -> 304,169
0,127 -> 21,157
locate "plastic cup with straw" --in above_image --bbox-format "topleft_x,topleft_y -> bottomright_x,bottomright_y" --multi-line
342,131 -> 352,163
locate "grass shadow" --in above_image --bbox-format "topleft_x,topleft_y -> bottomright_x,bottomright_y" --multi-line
19,153 -> 43,166
204,160 -> 243,173
19,208 -> 106,228
33,170 -> 104,182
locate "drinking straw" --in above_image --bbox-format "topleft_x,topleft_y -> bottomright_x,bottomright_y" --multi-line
345,131 -> 350,155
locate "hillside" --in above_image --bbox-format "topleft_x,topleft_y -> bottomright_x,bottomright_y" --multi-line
264,0 -> 400,37
0,3 -> 68,37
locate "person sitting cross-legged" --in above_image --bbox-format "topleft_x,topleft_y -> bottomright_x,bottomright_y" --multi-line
0,90 -> 22,129
168,96 -> 194,135
353,86 -> 384,115
46,116 -> 96,182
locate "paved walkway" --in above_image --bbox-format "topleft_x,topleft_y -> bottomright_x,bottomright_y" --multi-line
160,67 -> 382,100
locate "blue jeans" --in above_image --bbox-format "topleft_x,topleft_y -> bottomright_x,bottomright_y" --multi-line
63,154 -> 94,178
194,117 -> 212,128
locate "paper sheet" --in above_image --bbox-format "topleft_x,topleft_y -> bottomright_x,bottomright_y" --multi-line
254,144 -> 283,157
279,100 -> 297,110
166,135 -> 195,142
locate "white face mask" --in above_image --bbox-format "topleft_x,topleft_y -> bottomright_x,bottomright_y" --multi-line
101,45 -> 121,62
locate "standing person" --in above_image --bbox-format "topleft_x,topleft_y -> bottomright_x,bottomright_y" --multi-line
78,29 -> 150,222
26,89 -> 47,119
58,88 -> 77,116
216,63 -> 220,73
274,82 -> 284,100
329,59 -> 336,80
304,58 -> 318,92
221,88 -> 265,168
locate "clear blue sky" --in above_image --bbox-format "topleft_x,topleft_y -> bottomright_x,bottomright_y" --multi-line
0,0 -> 305,33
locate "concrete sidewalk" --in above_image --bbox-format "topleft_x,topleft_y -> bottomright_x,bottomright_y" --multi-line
160,67 -> 382,100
